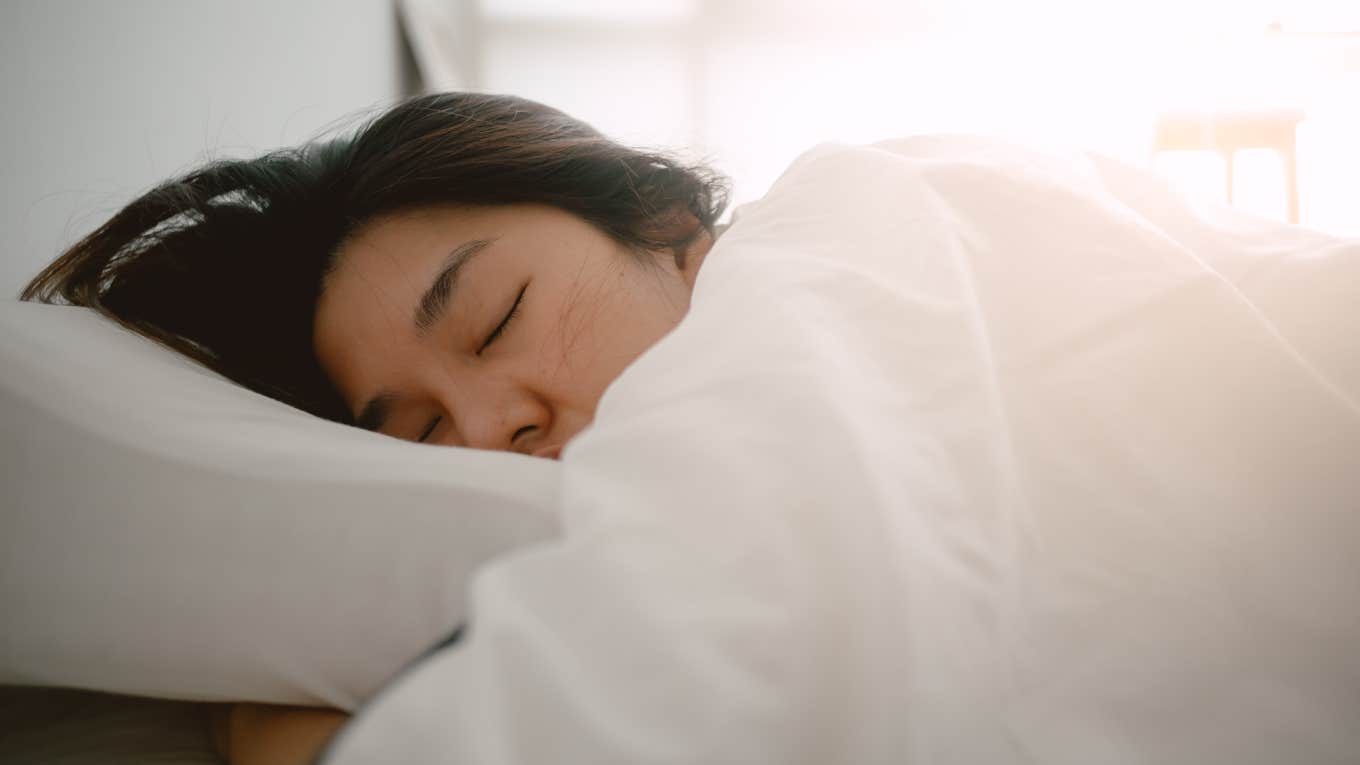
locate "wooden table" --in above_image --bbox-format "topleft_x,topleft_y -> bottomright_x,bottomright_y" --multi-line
1152,108 -> 1306,223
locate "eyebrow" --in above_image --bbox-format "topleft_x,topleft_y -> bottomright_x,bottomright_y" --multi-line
355,391 -> 397,432
413,237 -> 496,336
354,237 -> 496,433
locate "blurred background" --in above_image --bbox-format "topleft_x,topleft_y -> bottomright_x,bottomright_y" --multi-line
2,0 -> 1357,294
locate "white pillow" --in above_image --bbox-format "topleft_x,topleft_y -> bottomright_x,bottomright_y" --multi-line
0,301 -> 560,709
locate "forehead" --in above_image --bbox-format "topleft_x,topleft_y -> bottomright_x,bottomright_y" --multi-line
322,203 -> 616,295
328,205 -> 499,294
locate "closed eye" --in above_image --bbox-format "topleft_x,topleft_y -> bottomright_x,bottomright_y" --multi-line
417,416 -> 441,443
477,283 -> 527,354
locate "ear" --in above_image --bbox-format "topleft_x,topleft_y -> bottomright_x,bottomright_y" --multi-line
656,206 -> 714,290
677,225 -> 714,290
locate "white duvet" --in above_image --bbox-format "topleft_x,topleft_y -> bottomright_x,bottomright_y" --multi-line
322,137 -> 1360,764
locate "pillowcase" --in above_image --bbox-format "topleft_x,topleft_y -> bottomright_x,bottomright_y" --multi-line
0,301 -> 560,709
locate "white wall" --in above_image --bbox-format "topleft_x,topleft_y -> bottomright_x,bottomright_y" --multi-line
472,0 -> 1359,234
0,0 -> 411,296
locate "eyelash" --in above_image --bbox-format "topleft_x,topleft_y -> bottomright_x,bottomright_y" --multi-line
417,418 -> 440,443
417,284 -> 527,443
477,283 -> 527,355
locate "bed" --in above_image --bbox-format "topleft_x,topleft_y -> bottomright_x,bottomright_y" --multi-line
4,136 -> 1358,764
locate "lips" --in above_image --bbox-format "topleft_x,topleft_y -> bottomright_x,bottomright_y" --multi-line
532,443 -> 563,461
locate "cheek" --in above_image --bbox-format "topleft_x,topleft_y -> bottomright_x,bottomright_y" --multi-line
538,270 -> 681,405
589,284 -> 684,384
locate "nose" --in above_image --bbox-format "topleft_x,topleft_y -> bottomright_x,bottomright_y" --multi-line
437,373 -> 551,454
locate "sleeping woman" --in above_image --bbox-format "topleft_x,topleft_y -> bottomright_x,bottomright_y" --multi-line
24,90 -> 1360,765
23,92 -> 726,765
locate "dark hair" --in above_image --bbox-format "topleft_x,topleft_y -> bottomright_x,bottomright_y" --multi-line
21,92 -> 728,422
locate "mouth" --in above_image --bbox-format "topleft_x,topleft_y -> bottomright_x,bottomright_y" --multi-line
531,443 -> 563,461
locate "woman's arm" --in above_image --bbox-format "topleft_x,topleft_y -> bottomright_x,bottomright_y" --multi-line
209,703 -> 349,765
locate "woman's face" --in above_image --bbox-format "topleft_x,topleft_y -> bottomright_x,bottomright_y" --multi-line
313,204 -> 708,459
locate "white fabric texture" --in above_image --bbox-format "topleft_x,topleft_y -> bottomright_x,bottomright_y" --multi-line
0,303 -> 560,708
324,137 -> 1360,764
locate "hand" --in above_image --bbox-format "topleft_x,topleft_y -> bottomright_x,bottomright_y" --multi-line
209,703 -> 349,765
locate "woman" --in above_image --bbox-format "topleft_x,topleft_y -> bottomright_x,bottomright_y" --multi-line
23,91 -> 729,765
